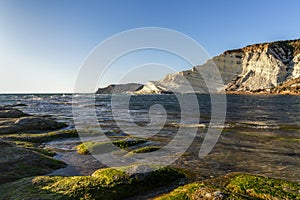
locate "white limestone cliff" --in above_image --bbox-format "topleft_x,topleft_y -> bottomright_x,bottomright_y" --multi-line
136,39 -> 300,94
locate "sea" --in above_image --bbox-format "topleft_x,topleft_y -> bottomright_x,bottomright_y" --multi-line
1,93 -> 300,128
1,94 -> 300,181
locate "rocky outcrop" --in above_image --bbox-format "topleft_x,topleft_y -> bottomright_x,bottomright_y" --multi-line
0,140 -> 65,184
0,106 -> 67,134
244,76 -> 300,94
155,173 -> 300,199
96,83 -> 144,94
0,116 -> 67,134
136,39 -> 300,94
0,107 -> 29,118
0,164 -> 185,199
0,106 -> 71,184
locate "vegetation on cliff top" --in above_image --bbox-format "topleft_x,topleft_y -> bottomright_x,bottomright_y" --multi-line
225,38 -> 300,55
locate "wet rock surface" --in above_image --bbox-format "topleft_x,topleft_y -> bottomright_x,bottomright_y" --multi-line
0,106 -> 69,185
0,107 -> 67,134
0,164 -> 186,200
1,103 -> 300,199
171,127 -> 300,183
0,140 -> 65,184
155,173 -> 300,199
0,107 -> 29,118
45,125 -> 300,182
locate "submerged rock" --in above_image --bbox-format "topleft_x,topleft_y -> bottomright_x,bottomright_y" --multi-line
0,164 -> 186,200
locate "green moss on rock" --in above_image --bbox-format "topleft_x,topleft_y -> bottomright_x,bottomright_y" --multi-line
131,146 -> 161,153
156,182 -> 205,200
125,146 -> 161,157
76,138 -> 147,155
0,140 -> 66,184
1,129 -> 78,143
156,173 -> 300,200
0,164 -> 186,200
226,174 -> 300,199
0,130 -> 78,157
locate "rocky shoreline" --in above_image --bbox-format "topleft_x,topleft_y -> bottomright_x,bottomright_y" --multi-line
0,105 -> 300,199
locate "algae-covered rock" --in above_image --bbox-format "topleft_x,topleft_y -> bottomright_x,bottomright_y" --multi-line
125,146 -> 161,157
130,146 -> 161,153
155,182 -> 213,200
1,129 -> 78,143
155,173 -> 300,200
0,140 -> 65,184
0,129 -> 79,185
76,138 -> 147,155
0,107 -> 72,186
0,164 -> 186,200
0,129 -> 79,158
225,174 -> 300,199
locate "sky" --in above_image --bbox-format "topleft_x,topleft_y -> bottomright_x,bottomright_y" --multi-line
0,0 -> 300,93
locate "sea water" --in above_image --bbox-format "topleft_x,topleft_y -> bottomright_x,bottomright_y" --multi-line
1,94 -> 300,181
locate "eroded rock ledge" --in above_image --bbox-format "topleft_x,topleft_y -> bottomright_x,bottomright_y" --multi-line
0,106 -> 69,184
0,106 -> 67,134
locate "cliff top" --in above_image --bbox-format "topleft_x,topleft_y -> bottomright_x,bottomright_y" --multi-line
224,38 -> 300,55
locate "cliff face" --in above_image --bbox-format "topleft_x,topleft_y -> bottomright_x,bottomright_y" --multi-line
136,54 -> 241,94
226,40 -> 300,92
136,39 -> 300,94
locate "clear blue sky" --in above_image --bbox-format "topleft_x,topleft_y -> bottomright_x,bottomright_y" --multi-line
0,0 -> 299,93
